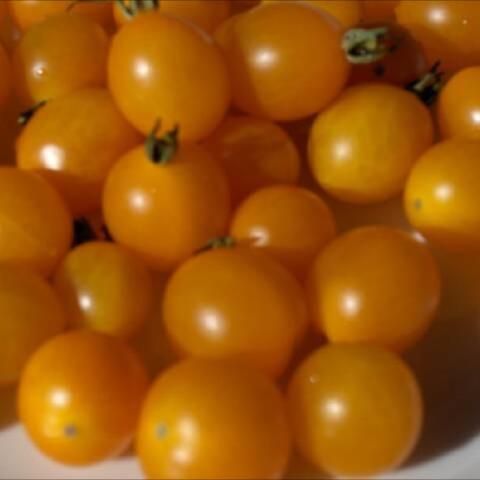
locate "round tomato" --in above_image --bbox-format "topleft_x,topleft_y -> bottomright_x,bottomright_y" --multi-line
54,242 -> 153,339
163,246 -> 308,378
308,226 -> 440,351
361,0 -> 398,21
103,129 -> 230,271
12,12 -> 108,107
203,115 -> 300,206
18,330 -> 148,465
0,168 -> 72,277
0,41 -> 10,107
108,12 -> 230,142
0,266 -> 65,386
288,344 -> 423,477
437,67 -> 480,139
137,358 -> 291,479
396,1 -> 480,73
347,22 -> 428,86
263,0 -> 362,29
230,185 -> 336,278
405,139 -> 480,251
16,88 -> 141,216
216,2 -> 350,121
8,0 -> 113,31
308,83 -> 434,204
114,0 -> 230,33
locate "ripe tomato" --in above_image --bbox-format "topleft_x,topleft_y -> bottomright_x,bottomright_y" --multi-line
0,168 -> 72,277
263,0 -> 362,29
137,358 -> 291,479
18,330 -> 148,465
0,266 -> 65,386
361,0 -> 398,20
203,115 -> 300,206
103,130 -> 230,271
54,242 -> 153,339
8,0 -> 113,31
12,13 -> 108,107
348,22 -> 428,86
114,0 -> 230,33
308,226 -> 440,351
0,42 -> 10,107
16,88 -> 141,216
288,344 -> 423,477
405,139 -> 480,251
437,67 -> 480,139
163,246 -> 307,378
108,12 -> 230,142
215,2 -> 350,121
396,1 -> 480,73
230,186 -> 336,279
308,83 -> 434,204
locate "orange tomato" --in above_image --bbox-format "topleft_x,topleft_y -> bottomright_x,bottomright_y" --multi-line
437,67 -> 480,139
308,226 -> 440,351
308,83 -> 434,204
8,0 -> 113,31
103,131 -> 230,271
12,12 -> 108,107
405,139 -> 480,251
396,1 -> 480,73
114,0 -> 230,33
0,2 -> 6,22
230,185 -> 336,278
203,115 -> 300,206
54,242 -> 153,339
216,2 -> 350,121
361,0 -> 398,20
263,0 -> 362,29
163,246 -> 307,378
17,88 -> 141,216
0,265 -> 65,386
18,330 -> 148,465
0,41 -> 10,107
108,12 -> 230,142
0,11 -> 21,55
288,344 -> 423,477
0,168 -> 72,277
137,358 -> 291,479
230,0 -> 260,14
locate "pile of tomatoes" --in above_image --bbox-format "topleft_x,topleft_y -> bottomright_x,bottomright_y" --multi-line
2,0 -> 480,478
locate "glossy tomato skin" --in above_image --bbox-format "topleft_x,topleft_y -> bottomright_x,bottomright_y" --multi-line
203,115 -> 300,206
114,0 -> 230,33
16,88 -> 141,216
288,344 -> 423,477
0,168 -> 72,277
230,185 -> 336,278
103,142 -> 230,271
437,67 -> 480,139
361,0 -> 398,20
0,266 -> 65,386
308,83 -> 434,204
308,226 -> 440,351
0,42 -> 11,107
405,139 -> 480,251
54,242 -> 154,339
396,1 -> 480,73
18,330 -> 149,465
8,0 -> 113,31
163,247 -> 308,378
216,2 -> 350,121
137,358 -> 291,479
108,12 -> 230,142
349,22 -> 428,86
12,13 -> 108,107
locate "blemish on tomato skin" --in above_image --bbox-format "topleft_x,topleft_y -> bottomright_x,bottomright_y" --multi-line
64,424 -> 78,438
156,424 -> 168,439
414,198 -> 422,210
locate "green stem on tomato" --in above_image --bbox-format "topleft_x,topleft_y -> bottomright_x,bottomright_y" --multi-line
18,100 -> 47,126
196,237 -> 236,255
406,61 -> 444,106
145,120 -> 179,164
342,27 -> 393,64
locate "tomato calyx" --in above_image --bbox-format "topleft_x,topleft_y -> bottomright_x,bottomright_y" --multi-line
145,120 -> 179,164
406,61 -> 444,106
18,100 -> 48,126
196,236 -> 236,254
115,0 -> 159,20
342,26 -> 400,64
